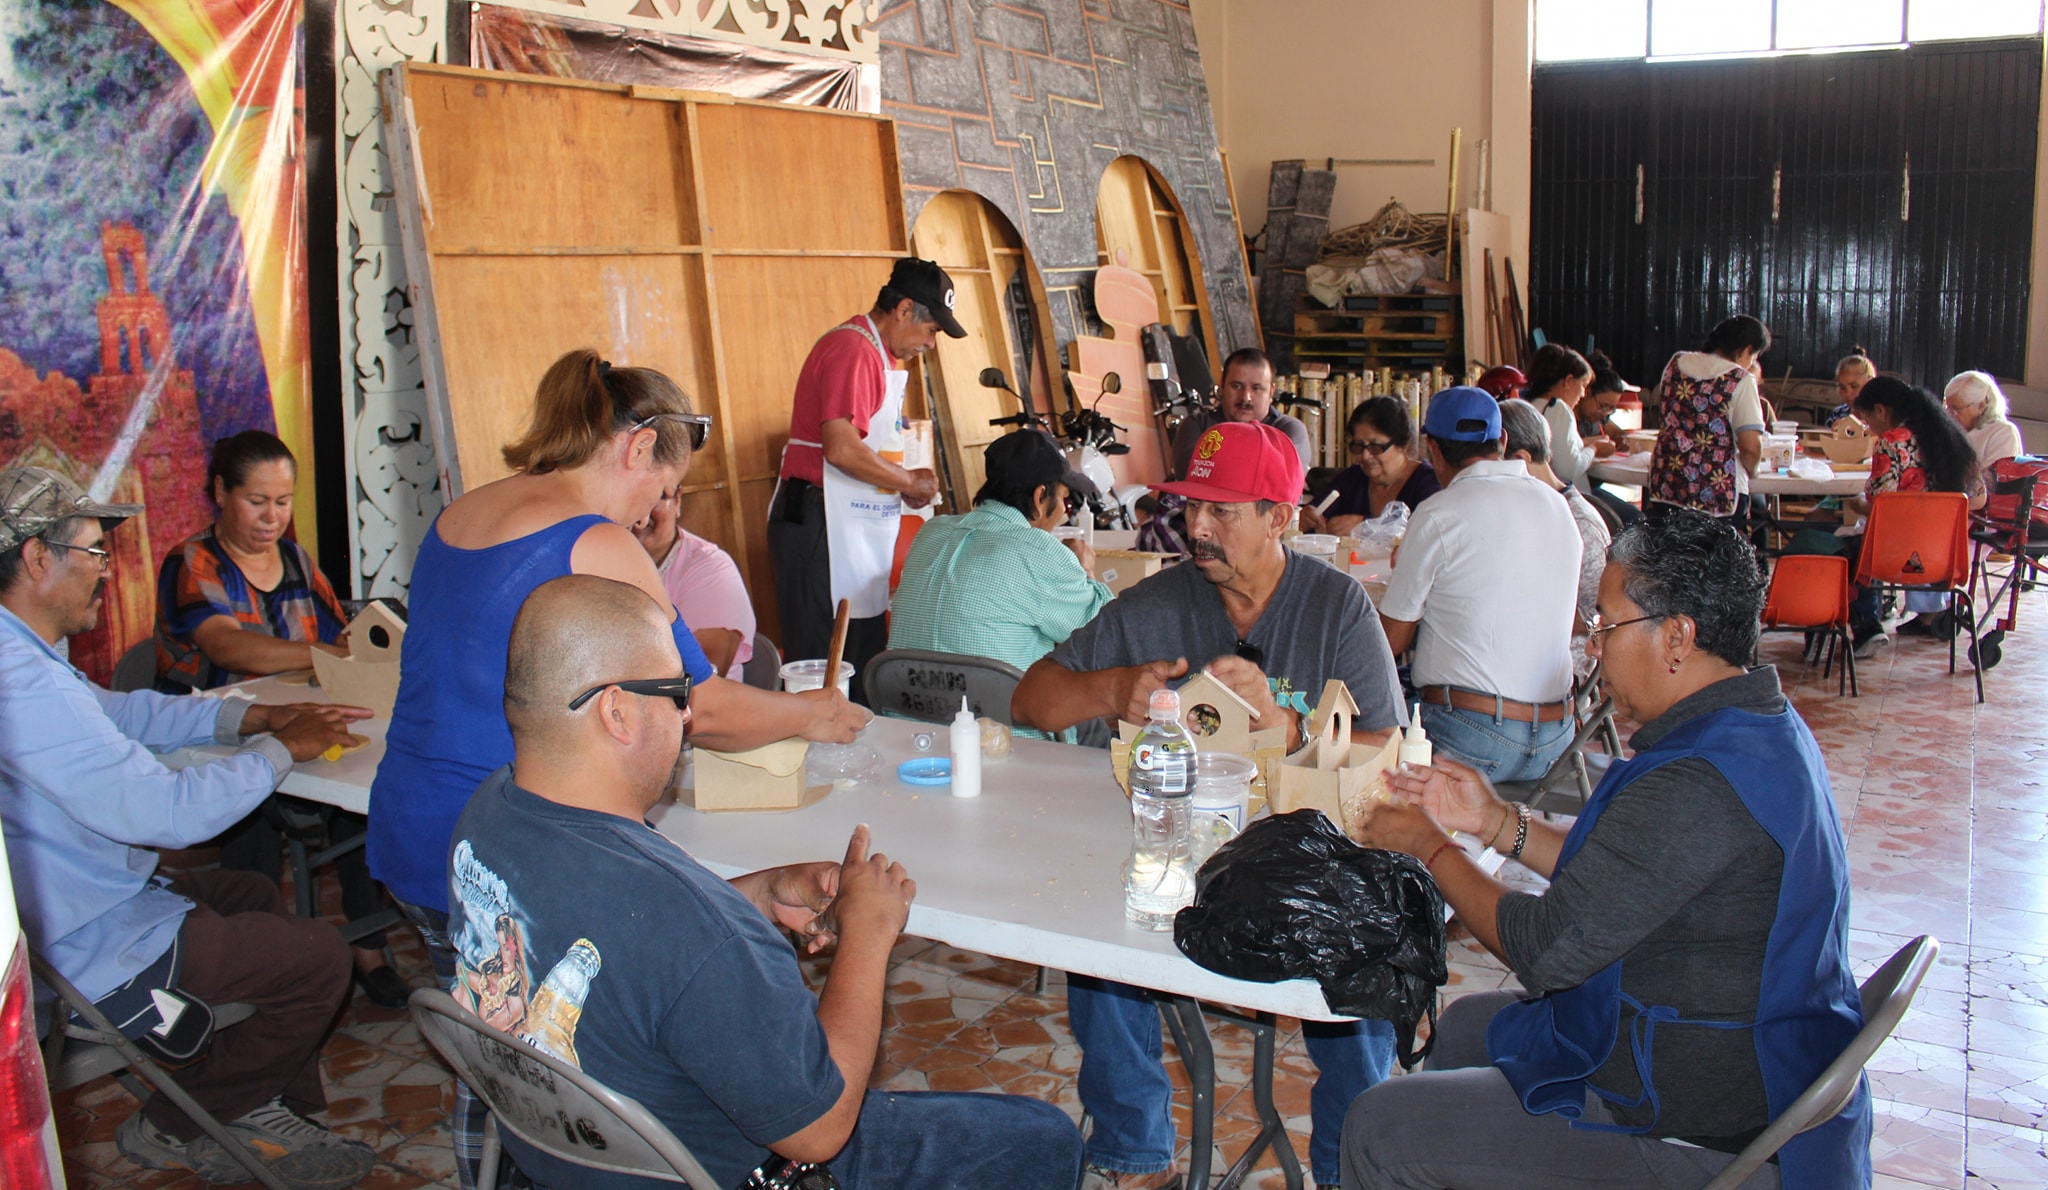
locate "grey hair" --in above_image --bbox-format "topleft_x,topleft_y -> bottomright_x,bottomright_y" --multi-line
1605,510 -> 1763,665
1497,398 -> 1551,464
1944,371 -> 2010,424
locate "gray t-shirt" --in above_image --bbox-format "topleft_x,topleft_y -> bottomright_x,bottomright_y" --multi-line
1496,666 -> 1786,1148
1049,552 -> 1406,731
1171,409 -> 1315,476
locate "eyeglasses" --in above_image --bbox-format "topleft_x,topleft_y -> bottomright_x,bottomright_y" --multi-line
42,539 -> 112,568
631,412 -> 713,453
1348,440 -> 1398,457
1586,612 -> 1661,643
567,675 -> 694,712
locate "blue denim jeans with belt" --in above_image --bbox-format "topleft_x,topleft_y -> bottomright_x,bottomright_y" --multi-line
1420,702 -> 1571,784
1069,974 -> 1395,1184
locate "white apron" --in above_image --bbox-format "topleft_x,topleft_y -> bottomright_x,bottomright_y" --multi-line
778,316 -> 906,619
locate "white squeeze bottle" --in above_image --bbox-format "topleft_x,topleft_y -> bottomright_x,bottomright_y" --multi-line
949,697 -> 982,799
1397,703 -> 1432,772
1124,688 -> 1198,930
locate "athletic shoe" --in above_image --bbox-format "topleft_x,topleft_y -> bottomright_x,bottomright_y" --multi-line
1081,1164 -> 1184,1190
1855,630 -> 1892,660
115,1111 -> 250,1183
228,1098 -> 376,1189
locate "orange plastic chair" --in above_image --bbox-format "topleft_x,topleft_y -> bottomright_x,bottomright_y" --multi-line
1855,491 -> 1983,701
1762,554 -> 1857,696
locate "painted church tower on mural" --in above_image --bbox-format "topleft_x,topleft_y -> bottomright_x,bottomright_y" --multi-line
0,221 -> 209,683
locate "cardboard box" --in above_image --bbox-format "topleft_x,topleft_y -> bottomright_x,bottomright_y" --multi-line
1092,549 -> 1176,597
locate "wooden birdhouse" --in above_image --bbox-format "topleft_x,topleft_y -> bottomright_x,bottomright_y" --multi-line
687,738 -> 828,812
1274,680 -> 1398,836
1110,670 -> 1289,800
311,601 -> 404,717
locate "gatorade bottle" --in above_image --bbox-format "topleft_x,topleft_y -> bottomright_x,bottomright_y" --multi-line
1124,688 -> 1198,930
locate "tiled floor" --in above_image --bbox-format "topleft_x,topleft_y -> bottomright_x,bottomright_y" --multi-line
53,586 -> 2048,1188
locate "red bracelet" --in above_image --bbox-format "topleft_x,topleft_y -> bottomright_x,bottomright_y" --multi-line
1423,839 -> 1460,872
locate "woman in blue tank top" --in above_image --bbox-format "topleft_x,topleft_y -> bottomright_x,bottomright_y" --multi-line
1345,511 -> 1869,1190
369,349 -> 867,933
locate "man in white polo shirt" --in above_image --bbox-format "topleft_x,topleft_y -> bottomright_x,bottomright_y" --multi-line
1377,387 -> 1581,782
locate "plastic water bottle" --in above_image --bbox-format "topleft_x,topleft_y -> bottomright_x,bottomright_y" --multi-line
1124,688 -> 1198,930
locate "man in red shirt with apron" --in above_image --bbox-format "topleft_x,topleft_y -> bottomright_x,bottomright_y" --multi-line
769,258 -> 961,692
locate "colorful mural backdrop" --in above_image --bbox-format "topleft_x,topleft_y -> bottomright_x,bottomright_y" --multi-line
0,0 -> 311,683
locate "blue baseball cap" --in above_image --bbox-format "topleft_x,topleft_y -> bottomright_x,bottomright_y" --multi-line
1423,386 -> 1502,443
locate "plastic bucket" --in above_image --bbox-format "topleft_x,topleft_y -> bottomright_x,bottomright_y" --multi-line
781,659 -> 855,697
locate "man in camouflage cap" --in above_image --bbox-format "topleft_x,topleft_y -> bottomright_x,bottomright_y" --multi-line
0,465 -> 380,1189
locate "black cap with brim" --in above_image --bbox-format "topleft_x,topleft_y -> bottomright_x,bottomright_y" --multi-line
886,257 -> 969,339
983,429 -> 1098,499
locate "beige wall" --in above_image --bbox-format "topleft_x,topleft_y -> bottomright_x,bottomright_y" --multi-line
1191,0 -> 1533,280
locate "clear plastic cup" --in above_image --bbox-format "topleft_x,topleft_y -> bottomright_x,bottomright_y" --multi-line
780,659 -> 855,698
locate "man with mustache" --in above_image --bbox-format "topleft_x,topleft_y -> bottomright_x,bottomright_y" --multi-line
1170,348 -> 1314,478
1013,423 -> 1406,1190
0,467 -> 376,1188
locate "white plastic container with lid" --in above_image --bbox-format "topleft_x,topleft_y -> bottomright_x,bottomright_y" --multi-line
949,696 -> 982,799
1188,752 -> 1256,865
1288,533 -> 1341,567
780,659 -> 855,698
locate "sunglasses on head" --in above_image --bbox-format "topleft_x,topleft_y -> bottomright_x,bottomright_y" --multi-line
631,412 -> 713,453
567,675 -> 693,712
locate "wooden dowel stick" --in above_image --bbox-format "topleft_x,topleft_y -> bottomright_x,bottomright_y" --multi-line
823,599 -> 851,693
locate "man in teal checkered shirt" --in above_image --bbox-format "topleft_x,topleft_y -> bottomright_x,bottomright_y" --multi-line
888,431 -> 1112,740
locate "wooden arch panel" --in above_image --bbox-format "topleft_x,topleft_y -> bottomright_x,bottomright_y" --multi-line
909,190 -> 1061,507
383,63 -> 908,645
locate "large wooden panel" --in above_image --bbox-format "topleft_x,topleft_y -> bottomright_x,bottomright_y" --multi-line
386,63 -> 910,647
693,103 -> 902,251
911,190 -> 1061,507
403,72 -> 696,250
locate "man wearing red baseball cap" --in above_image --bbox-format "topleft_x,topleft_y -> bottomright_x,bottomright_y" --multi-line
1012,421 -> 1406,1190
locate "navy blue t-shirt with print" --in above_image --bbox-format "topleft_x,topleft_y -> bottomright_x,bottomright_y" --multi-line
445,767 -> 843,1189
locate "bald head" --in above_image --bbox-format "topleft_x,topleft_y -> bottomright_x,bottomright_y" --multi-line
505,574 -> 680,749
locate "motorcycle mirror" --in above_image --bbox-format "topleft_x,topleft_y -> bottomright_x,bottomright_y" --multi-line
1099,372 -> 1122,396
978,367 -> 1013,391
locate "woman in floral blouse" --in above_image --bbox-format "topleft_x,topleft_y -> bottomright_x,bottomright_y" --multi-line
1843,378 -> 1984,652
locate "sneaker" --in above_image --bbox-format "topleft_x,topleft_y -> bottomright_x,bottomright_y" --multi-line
1854,630 -> 1892,660
1080,1165 -> 1184,1190
115,1111 -> 250,1183
228,1098 -> 376,1189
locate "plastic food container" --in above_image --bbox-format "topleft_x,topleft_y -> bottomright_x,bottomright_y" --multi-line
1189,753 -> 1256,864
781,659 -> 855,698
1288,534 -> 1341,566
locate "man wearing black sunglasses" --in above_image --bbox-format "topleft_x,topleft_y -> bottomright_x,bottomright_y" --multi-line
446,575 -> 1082,1190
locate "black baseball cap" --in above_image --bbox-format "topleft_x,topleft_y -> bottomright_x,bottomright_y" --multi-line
885,257 -> 968,339
982,429 -> 1097,499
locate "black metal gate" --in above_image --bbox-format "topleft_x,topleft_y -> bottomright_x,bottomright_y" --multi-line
1530,38 -> 2041,385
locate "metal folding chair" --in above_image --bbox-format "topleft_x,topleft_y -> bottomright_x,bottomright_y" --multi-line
29,949 -> 287,1190
741,631 -> 783,690
862,648 -> 1026,726
409,989 -> 720,1188
1968,465 -> 2047,670
1493,664 -> 1620,815
1700,935 -> 1939,1190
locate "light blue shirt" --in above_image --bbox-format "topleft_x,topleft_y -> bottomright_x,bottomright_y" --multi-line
0,604 -> 292,1002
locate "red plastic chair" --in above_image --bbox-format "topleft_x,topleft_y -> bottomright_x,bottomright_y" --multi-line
1762,554 -> 1857,696
1855,492 -> 1983,702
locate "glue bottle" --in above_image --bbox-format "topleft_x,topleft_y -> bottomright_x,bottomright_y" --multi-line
1397,703 -> 1432,773
949,697 -> 982,799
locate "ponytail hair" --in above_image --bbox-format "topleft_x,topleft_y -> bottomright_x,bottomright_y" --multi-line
1836,346 -> 1876,382
502,349 -> 696,474
1703,315 -> 1771,360
207,430 -> 295,504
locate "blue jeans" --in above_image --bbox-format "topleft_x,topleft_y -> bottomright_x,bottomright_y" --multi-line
833,1090 -> 1082,1189
1069,974 -> 1395,1184
1420,703 -> 1571,784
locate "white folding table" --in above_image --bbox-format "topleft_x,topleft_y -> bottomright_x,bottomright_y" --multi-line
176,685 -> 1350,1188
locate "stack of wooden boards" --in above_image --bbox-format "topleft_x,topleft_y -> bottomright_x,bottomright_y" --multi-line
1256,160 -> 1338,373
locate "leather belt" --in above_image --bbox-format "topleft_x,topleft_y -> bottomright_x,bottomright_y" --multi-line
1419,685 -> 1569,723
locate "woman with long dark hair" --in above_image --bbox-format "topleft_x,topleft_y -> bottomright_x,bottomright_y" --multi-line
1523,344 -> 1594,485
1845,377 -> 1984,651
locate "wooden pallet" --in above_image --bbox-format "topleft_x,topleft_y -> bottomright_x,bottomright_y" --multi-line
1295,308 -> 1456,339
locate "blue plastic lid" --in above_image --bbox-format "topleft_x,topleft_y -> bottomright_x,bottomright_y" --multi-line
897,757 -> 953,786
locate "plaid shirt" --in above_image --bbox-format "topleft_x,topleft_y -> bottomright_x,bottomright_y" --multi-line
154,528 -> 348,691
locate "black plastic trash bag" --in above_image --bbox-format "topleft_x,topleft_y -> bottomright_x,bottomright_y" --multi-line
1173,810 -> 1448,1067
